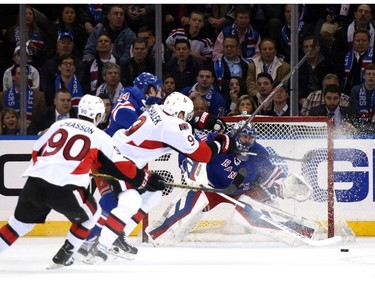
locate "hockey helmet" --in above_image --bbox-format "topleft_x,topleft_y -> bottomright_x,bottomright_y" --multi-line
78,94 -> 106,126
232,120 -> 256,160
163,91 -> 194,121
133,72 -> 162,94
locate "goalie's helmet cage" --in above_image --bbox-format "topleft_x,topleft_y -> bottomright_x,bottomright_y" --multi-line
163,91 -> 194,121
232,120 -> 256,160
78,94 -> 106,126
133,72 -> 162,94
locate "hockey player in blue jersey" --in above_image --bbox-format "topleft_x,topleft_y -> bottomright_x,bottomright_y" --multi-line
104,72 -> 163,136
146,120 -> 313,245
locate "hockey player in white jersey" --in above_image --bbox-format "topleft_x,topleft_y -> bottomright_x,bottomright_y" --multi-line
84,91 -> 236,264
0,95 -> 163,269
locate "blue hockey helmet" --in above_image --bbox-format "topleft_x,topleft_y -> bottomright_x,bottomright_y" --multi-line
232,120 -> 256,160
133,72 -> 162,94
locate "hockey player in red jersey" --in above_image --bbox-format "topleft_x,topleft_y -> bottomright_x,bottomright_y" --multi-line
83,91 -> 236,264
0,95 -> 164,269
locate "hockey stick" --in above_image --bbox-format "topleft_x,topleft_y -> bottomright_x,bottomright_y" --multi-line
161,167 -> 247,194
234,150 -> 316,163
216,192 -> 342,247
161,182 -> 236,194
232,46 -> 314,139
91,168 -> 247,195
90,172 -> 235,194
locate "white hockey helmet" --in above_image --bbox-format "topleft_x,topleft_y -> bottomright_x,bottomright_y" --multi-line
163,91 -> 194,121
78,94 -> 106,126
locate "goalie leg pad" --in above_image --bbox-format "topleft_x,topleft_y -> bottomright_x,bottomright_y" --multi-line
146,190 -> 209,246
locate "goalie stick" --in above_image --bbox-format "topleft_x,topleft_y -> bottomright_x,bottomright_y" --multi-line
232,45 -> 314,139
234,150 -> 316,163
216,191 -> 342,247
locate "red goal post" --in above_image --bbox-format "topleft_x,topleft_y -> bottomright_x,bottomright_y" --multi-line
144,115 -> 335,242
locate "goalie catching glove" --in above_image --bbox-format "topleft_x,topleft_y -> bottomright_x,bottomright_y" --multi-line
274,173 -> 313,202
192,112 -> 227,133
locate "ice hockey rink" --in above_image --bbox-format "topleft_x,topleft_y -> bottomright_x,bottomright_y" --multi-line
0,236 -> 374,281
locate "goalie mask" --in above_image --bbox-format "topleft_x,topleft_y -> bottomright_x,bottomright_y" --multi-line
232,120 -> 256,161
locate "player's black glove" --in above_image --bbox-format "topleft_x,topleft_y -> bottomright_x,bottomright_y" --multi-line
214,133 -> 236,154
192,112 -> 227,133
144,172 -> 167,192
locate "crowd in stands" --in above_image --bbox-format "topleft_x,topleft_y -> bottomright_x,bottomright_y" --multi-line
1,3 -> 375,135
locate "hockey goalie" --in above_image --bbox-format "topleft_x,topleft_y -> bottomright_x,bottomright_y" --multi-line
145,121 -> 321,246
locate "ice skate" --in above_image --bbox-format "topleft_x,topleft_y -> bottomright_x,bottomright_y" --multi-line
74,235 -> 98,262
84,240 -> 108,265
47,240 -> 74,269
107,232 -> 138,260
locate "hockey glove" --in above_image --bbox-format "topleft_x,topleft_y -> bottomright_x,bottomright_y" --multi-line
144,172 -> 167,192
193,112 -> 227,133
214,134 -> 236,154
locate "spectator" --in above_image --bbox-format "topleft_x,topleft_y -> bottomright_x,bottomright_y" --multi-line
0,107 -> 20,135
298,35 -> 334,106
246,38 -> 290,97
191,95 -> 209,118
3,46 -> 40,91
213,34 -> 249,102
96,62 -> 124,105
319,6 -> 341,52
301,73 -> 350,116
349,63 -> 375,130
54,54 -> 85,111
212,5 -> 261,62
227,94 -> 257,116
125,4 -> 156,33
310,84 -> 357,134
254,72 -> 274,114
333,4 -> 374,58
39,32 -> 85,106
206,5 -> 236,40
27,88 -> 77,136
0,64 -> 46,124
334,29 -> 375,95
132,25 -> 165,64
166,10 -> 213,63
227,76 -> 248,112
45,5 -> 87,60
83,4 -> 136,65
97,92 -> 112,130
181,65 -> 228,117
164,38 -> 203,92
263,81 -> 290,116
121,38 -> 155,87
4,4 -> 47,68
78,4 -> 108,34
277,4 -> 308,63
83,34 -> 117,95
162,74 -> 176,100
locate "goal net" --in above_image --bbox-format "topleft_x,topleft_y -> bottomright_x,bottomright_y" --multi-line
144,116 -> 352,243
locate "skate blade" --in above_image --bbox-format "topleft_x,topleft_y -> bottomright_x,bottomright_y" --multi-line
83,256 -> 106,265
107,246 -> 136,260
46,263 -> 69,270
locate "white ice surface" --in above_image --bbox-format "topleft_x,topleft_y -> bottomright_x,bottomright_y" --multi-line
0,236 -> 374,281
